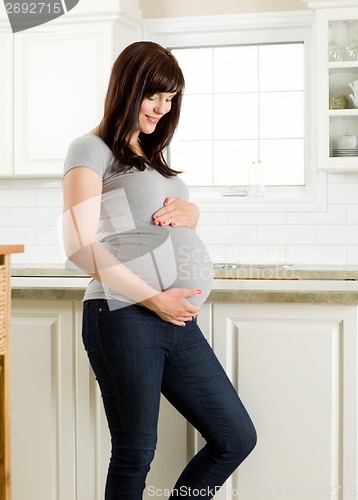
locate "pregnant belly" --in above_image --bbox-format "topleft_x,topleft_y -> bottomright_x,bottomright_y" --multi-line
168,227 -> 213,305
101,225 -> 213,306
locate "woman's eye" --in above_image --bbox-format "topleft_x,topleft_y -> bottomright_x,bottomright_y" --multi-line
148,95 -> 158,101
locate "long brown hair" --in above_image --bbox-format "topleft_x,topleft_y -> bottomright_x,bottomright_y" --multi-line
99,41 -> 185,177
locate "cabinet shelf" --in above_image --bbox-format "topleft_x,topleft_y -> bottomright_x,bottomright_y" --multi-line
329,61 -> 358,69
320,156 -> 358,173
328,109 -> 358,115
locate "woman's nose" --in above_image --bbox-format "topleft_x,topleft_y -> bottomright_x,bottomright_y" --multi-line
154,99 -> 168,115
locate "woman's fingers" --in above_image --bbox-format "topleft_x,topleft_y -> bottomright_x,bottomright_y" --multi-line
143,287 -> 202,326
152,198 -> 199,228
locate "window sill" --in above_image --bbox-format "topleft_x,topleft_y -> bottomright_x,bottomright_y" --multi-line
188,174 -> 327,212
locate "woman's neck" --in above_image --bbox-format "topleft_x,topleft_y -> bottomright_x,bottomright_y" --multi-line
90,125 -> 101,137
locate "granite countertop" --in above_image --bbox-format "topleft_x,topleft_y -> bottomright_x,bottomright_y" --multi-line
10,264 -> 358,305
11,263 -> 358,280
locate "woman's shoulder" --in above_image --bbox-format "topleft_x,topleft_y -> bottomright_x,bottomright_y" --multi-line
63,133 -> 113,178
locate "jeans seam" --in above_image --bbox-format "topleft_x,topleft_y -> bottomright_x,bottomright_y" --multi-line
93,301 -> 126,436
165,357 -> 229,493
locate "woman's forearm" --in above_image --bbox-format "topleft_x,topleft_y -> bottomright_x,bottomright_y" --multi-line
67,240 -> 161,304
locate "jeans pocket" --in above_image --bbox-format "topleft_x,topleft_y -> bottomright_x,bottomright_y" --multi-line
98,298 -> 111,314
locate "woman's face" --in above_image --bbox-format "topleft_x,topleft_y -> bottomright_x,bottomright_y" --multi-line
136,92 -> 177,136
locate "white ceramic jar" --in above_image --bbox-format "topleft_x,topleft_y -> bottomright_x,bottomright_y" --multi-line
338,128 -> 357,148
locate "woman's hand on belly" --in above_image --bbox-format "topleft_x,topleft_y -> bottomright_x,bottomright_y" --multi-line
153,197 -> 199,230
141,287 -> 202,327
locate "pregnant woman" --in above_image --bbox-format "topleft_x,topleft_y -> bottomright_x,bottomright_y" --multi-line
62,41 -> 256,500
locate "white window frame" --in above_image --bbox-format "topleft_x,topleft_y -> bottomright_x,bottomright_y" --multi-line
142,10 -> 327,212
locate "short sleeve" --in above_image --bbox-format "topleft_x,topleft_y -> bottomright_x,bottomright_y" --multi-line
63,135 -> 108,178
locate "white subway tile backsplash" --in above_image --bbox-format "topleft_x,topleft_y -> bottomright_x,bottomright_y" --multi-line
228,211 -> 286,225
286,245 -> 346,265
0,189 -> 36,207
317,225 -> 358,244
205,245 -> 227,263
11,245 -> 64,265
258,225 -> 316,244
347,205 -> 358,224
328,184 -> 358,203
1,173 -> 358,267
327,173 -> 346,184
287,204 -> 346,225
347,246 -> 358,265
199,225 -> 257,245
11,179 -> 62,189
36,188 -> 63,207
0,208 -> 11,226
0,227 -> 37,245
199,211 -> 227,225
37,226 -> 62,245
225,244 -> 287,264
11,207 -> 62,226
346,173 -> 358,184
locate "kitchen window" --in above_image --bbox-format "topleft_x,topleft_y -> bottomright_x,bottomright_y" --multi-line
169,43 -> 305,188
144,10 -> 325,210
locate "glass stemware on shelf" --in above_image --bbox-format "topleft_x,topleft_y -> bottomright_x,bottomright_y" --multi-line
329,19 -> 358,62
345,20 -> 358,61
329,21 -> 344,62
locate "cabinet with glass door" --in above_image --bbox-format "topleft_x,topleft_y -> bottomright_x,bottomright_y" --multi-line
316,6 -> 358,171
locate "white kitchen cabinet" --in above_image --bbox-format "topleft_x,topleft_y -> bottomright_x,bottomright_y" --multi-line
212,302 -> 358,500
13,23 -> 113,177
0,33 -> 13,176
10,300 -> 77,500
310,1 -> 358,172
0,1 -> 142,177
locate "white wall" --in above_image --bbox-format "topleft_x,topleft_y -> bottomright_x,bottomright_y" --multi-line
139,0 -> 308,18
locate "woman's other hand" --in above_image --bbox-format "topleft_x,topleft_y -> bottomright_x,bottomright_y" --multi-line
153,197 -> 199,229
142,288 -> 202,327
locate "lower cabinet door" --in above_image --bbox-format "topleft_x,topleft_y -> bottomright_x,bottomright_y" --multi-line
212,303 -> 358,500
11,300 -> 76,500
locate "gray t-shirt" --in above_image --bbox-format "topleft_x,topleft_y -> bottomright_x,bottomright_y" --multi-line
63,133 -> 213,306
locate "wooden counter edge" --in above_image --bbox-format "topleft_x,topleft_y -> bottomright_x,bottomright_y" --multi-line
0,246 -> 24,256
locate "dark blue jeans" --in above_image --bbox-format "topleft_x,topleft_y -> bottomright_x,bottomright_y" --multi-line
82,299 -> 256,500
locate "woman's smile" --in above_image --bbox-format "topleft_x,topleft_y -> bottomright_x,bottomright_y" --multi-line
145,115 -> 160,124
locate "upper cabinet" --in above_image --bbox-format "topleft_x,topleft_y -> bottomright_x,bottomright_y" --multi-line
0,32 -> 13,176
304,0 -> 358,171
14,24 -> 113,177
0,0 -> 142,177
